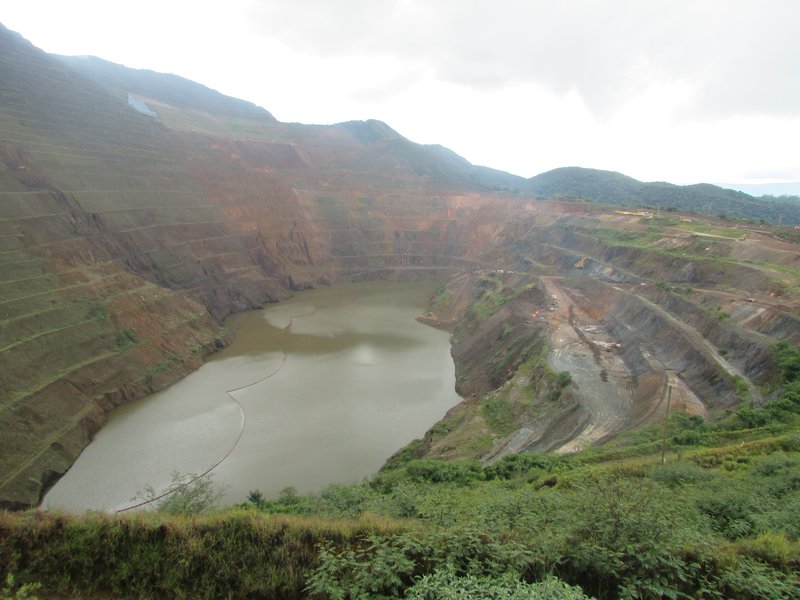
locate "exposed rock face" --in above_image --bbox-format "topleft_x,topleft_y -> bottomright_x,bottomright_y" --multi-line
2,24 -> 800,506
394,211 -> 800,463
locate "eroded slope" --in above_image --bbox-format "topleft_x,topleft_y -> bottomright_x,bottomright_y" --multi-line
397,211 -> 800,463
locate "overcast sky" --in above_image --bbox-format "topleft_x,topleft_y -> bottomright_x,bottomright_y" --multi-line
4,0 -> 800,192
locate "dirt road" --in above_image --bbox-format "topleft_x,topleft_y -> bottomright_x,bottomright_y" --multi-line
540,277 -> 632,452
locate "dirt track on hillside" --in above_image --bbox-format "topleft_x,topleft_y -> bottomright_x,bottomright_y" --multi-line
540,277 -> 632,452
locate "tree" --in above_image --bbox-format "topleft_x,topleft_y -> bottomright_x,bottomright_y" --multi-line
132,471 -> 226,514
246,489 -> 266,510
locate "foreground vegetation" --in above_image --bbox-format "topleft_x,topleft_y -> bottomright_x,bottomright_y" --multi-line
2,408 -> 799,598
3,344 -> 799,599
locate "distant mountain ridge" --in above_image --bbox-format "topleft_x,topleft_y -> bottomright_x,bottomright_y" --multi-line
54,52 -> 529,193
47,47 -> 800,224
528,167 -> 800,224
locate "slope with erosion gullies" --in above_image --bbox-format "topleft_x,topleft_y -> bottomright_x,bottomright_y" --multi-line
398,271 -> 590,463
0,33 -> 233,506
394,209 -> 800,463
0,140 -> 223,508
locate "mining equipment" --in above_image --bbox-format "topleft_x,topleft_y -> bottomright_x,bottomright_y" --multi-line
575,256 -> 589,269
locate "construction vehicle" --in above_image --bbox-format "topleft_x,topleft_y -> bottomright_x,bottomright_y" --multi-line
574,256 -> 589,269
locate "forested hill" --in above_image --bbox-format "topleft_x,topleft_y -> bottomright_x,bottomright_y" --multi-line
528,166 -> 800,224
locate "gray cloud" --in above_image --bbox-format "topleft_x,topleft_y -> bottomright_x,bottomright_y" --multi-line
245,0 -> 800,119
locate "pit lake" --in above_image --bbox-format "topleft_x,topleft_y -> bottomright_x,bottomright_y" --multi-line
43,282 -> 461,512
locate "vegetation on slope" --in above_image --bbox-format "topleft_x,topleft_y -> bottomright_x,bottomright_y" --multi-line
3,344 -> 799,598
528,167 -> 800,225
2,407 -> 798,599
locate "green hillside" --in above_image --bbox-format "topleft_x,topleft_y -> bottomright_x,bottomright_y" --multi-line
528,167 -> 800,225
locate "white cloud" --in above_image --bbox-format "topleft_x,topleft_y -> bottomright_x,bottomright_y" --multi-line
244,0 -> 800,120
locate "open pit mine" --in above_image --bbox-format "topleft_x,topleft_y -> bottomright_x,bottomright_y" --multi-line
1,23 -> 799,509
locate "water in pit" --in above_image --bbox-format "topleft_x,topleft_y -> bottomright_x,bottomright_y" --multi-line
43,282 -> 461,512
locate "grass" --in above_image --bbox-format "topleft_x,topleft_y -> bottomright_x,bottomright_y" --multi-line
0,313 -> 110,355
593,228 -> 663,248
565,222 -> 800,293
430,284 -> 450,312
468,274 -> 523,321
676,220 -> 748,239
0,511 -> 411,599
481,392 -> 515,435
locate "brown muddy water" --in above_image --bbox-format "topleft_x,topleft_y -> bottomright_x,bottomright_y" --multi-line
43,282 -> 461,512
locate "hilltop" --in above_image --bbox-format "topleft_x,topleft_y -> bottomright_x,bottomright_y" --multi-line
529,166 -> 800,224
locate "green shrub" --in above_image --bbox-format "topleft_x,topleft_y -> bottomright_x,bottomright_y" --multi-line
305,536 -> 416,599
484,453 -> 562,481
774,340 -> 800,384
406,570 -> 592,600
1,574 -> 40,600
131,471 -> 225,514
381,438 -> 427,473
560,475 -> 706,599
709,557 -> 800,600
306,526 -> 541,599
403,460 -> 484,486
649,460 -> 712,487
557,371 -> 572,388
312,484 -> 376,519
113,329 -> 139,352
693,480 -> 763,539
669,413 -> 710,446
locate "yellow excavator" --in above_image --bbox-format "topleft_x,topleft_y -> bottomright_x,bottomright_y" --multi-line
574,256 -> 589,269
